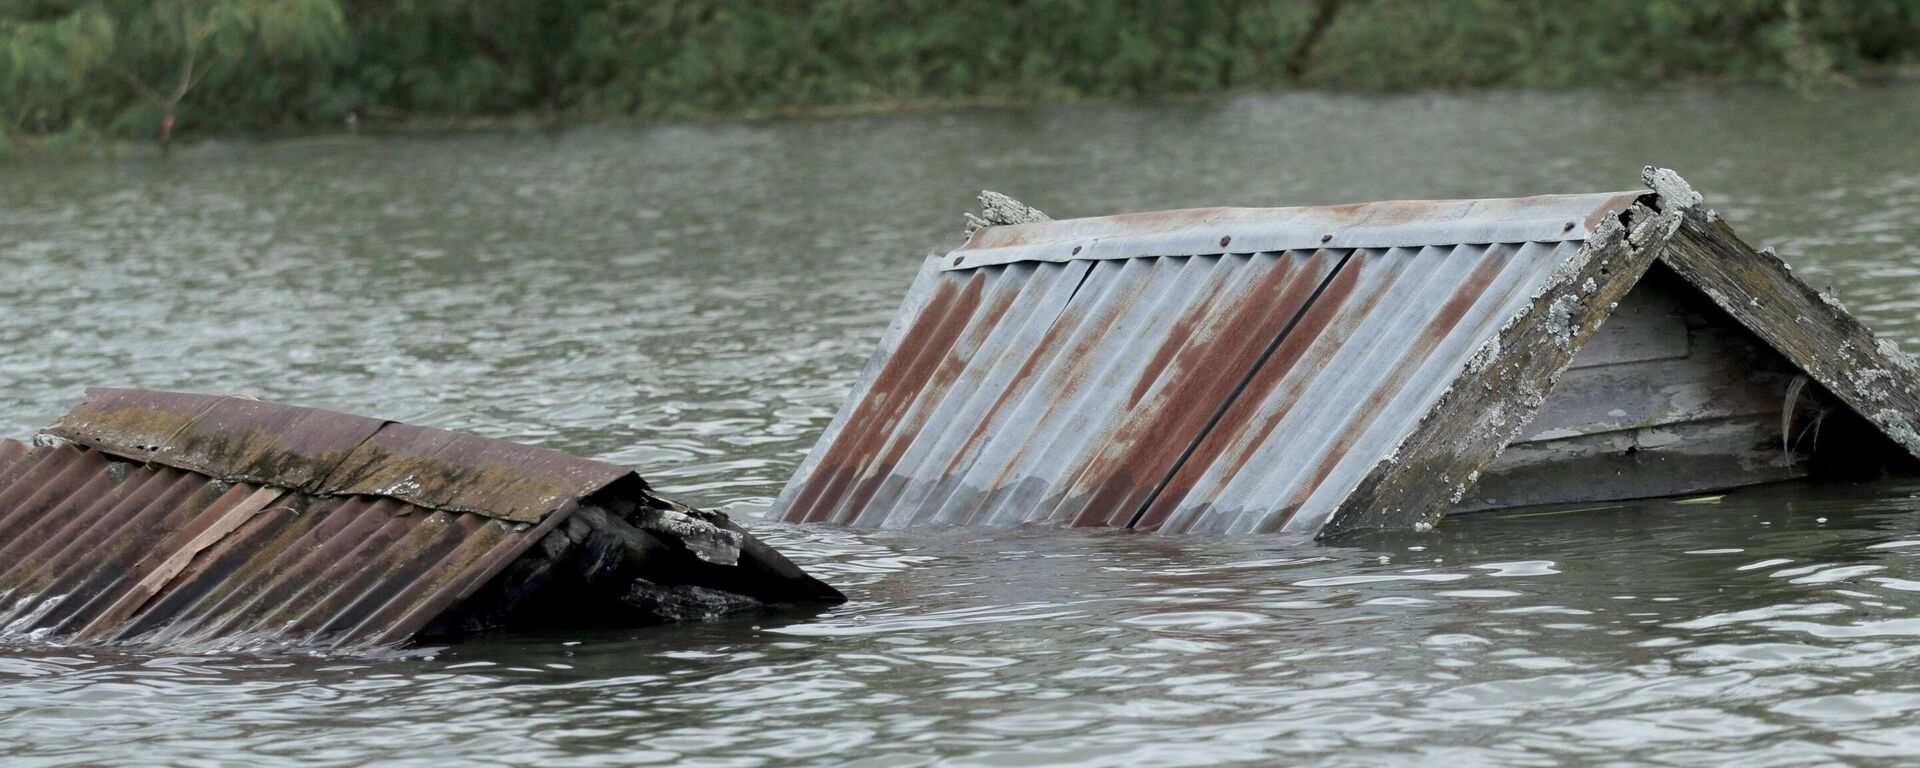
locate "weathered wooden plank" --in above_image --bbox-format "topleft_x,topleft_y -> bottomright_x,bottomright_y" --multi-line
1655,187 -> 1920,460
1454,416 -> 1807,513
1519,270 -> 1805,442
1321,197 -> 1681,538
1565,273 -> 1691,370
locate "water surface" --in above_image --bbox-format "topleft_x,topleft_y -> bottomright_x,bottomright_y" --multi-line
3,84 -> 1920,765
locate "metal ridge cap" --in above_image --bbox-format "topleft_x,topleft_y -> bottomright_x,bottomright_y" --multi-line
40,387 -> 642,524
945,191 -> 1646,271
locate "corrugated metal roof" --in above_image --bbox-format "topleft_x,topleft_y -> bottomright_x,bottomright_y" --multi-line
0,389 -> 829,652
775,191 -> 1647,534
0,437 -> 554,651
47,388 -> 637,524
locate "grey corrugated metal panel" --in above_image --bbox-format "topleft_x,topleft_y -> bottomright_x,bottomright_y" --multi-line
948,192 -> 1643,270
917,255 -> 1219,526
780,260 -> 1087,524
45,387 -> 638,524
773,193 -> 1636,534
0,442 -> 549,652
1142,240 -> 1575,534
835,261 -> 1093,528
842,260 -> 1094,527
776,248 -> 1348,529
772,254 -> 949,521
924,251 -> 1342,528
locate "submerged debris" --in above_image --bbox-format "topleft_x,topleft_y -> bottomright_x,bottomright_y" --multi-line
963,190 -> 1050,238
0,389 -> 841,653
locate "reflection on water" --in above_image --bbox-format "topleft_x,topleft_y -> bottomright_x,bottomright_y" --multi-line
2,83 -> 1920,764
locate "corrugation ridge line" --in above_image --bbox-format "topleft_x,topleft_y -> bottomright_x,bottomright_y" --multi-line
153,496 -> 392,647
844,261 -> 1075,527
0,443 -> 88,515
927,257 -> 1167,526
786,270 -> 986,523
106,489 -> 300,645
1123,248 -> 1366,530
293,512 -> 490,647
896,258 -> 1117,526
803,269 -> 988,523
772,256 -> 950,517
238,500 -> 421,639
122,496 -> 326,648
1121,249 -> 1357,529
67,469 -> 238,642
1192,244 -> 1493,534
1265,241 -> 1559,532
23,467 -> 203,635
308,513 -> 506,648
1132,248 -> 1400,532
0,447 -> 112,575
78,482 -> 272,642
867,260 -> 1098,528
1149,246 -> 1436,533
971,256 -> 1228,526
1282,240 -> 1578,532
0,449 -> 124,599
362,500 -> 573,648
820,264 -> 1030,526
1038,252 -> 1333,528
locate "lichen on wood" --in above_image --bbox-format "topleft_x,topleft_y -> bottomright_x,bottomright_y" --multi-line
963,190 -> 1050,239
1323,198 -> 1682,537
1654,184 -> 1920,459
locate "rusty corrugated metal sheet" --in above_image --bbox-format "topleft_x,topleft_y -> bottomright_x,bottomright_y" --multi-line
0,390 -> 631,651
775,191 -> 1645,534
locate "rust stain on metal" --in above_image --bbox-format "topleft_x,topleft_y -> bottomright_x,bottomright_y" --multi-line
1133,253 -> 1381,532
775,190 -> 1655,536
787,273 -> 986,523
783,174 -> 1920,537
4,389 -> 841,651
1061,251 -> 1341,528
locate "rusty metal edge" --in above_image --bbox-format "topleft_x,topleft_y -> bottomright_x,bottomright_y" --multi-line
772,255 -> 949,516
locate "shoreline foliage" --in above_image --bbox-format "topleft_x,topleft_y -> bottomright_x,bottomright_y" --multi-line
3,0 -> 1918,156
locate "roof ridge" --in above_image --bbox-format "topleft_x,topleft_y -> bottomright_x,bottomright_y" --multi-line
41,389 -> 641,523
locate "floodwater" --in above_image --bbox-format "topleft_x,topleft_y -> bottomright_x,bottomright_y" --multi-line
3,83 -> 1920,765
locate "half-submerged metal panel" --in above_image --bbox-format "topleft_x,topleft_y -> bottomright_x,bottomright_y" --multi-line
775,192 -> 1649,534
0,439 -> 547,650
2,389 -> 840,652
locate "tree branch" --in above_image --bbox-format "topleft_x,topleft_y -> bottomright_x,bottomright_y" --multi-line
104,63 -> 167,107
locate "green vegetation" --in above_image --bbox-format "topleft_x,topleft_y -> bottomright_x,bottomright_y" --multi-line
5,0 -> 1919,158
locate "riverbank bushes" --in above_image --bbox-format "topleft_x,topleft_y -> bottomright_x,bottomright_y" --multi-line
4,0 -> 1918,156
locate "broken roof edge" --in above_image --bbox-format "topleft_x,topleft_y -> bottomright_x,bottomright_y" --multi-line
945,191 -> 1645,272
1650,175 -> 1920,460
1315,191 -> 1682,538
1322,166 -> 1920,538
42,388 -> 649,524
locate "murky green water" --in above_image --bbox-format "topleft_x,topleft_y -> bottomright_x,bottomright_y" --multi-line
3,84 -> 1920,765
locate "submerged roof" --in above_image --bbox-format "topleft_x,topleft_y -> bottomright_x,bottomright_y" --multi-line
776,168 -> 1920,538
0,390 -> 646,651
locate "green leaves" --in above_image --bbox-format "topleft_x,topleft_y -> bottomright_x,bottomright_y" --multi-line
4,0 -> 1919,153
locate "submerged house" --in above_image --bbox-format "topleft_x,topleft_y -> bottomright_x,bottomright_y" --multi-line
776,168 -> 1920,538
0,389 -> 841,652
